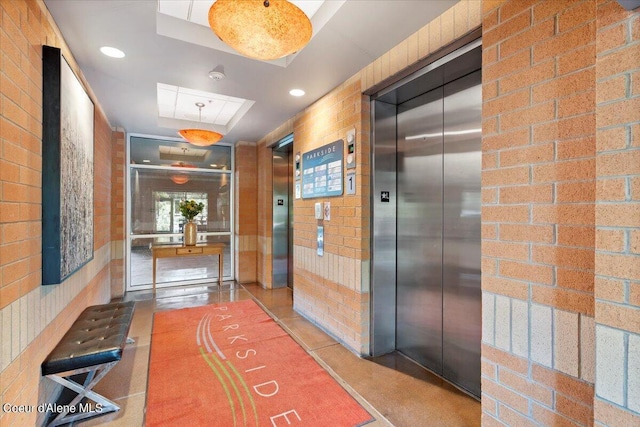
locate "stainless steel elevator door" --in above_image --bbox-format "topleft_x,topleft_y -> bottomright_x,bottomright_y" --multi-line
395,71 -> 481,397
273,148 -> 293,288
396,87 -> 444,373
442,70 -> 481,397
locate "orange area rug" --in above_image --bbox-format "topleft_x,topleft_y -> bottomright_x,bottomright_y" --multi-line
146,299 -> 374,426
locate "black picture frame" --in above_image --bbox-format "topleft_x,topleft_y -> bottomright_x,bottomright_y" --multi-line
42,45 -> 95,285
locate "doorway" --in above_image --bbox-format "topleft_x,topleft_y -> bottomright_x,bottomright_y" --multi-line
371,40 -> 482,397
272,135 -> 294,289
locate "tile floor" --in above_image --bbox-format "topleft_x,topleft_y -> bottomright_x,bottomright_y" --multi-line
80,282 -> 480,427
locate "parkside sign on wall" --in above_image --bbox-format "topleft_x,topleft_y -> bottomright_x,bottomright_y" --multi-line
302,139 -> 344,199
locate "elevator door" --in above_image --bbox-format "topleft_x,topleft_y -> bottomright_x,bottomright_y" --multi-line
273,144 -> 293,288
396,70 -> 481,397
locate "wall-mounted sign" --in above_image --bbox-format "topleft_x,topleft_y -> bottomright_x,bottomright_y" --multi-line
302,139 -> 343,199
346,171 -> 356,195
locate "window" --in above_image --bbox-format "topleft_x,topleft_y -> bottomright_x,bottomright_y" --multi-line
126,135 -> 233,290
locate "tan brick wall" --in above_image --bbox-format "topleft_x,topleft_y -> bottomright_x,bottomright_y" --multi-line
110,129 -> 126,297
256,79 -> 371,353
594,0 -> 640,424
482,0 -> 640,426
481,0 -> 598,425
289,75 -> 371,353
0,1 -> 113,424
95,107 -> 113,250
235,142 -> 258,283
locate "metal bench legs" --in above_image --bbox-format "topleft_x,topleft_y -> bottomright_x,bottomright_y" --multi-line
45,361 -> 120,427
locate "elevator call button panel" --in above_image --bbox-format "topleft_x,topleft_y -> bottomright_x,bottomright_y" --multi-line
346,129 -> 356,169
294,152 -> 301,181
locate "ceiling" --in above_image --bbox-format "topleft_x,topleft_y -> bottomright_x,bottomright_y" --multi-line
44,0 -> 458,144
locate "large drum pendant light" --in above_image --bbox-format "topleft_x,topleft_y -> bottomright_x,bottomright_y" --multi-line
208,0 -> 312,61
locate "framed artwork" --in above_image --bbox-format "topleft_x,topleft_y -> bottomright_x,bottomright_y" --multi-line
42,45 -> 95,285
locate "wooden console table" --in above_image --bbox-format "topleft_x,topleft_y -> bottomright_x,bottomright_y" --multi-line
152,243 -> 225,291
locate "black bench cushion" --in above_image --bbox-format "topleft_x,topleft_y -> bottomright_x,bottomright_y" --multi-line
42,301 -> 135,376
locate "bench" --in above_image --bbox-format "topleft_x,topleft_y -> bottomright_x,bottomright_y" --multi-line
41,301 -> 135,427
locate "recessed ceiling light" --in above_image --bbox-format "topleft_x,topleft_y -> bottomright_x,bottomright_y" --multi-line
289,89 -> 305,97
142,159 -> 151,163
100,46 -> 125,58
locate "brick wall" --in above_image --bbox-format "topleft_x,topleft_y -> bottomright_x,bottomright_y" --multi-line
482,0 -> 640,426
290,75 -> 371,353
257,77 -> 372,353
110,129 -> 125,297
235,142 -> 258,283
594,0 -> 640,424
481,0 -> 597,425
0,1 -> 114,424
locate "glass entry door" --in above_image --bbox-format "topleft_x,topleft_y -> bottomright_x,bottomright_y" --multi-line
126,135 -> 234,291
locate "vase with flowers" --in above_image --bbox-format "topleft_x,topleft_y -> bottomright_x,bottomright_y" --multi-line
179,199 -> 205,246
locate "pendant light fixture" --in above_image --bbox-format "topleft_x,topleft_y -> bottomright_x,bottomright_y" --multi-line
208,0 -> 312,61
170,173 -> 190,185
178,102 -> 223,146
169,149 -> 197,185
170,161 -> 196,184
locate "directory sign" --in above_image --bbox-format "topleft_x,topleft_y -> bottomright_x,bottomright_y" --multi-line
302,139 -> 343,199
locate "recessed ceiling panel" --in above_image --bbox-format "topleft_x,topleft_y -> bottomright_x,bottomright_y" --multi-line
157,83 -> 255,133
294,1 -> 324,19
190,0 -> 213,26
157,0 -> 191,19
